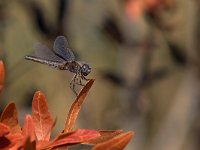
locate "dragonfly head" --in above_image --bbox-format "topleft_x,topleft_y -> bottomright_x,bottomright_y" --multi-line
81,64 -> 91,76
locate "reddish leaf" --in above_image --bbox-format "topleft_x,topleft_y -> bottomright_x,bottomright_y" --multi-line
0,60 -> 5,93
4,133 -> 24,150
32,91 -> 53,141
64,79 -> 95,132
36,140 -> 49,150
0,102 -> 21,134
8,115 -> 36,150
36,118 -> 57,149
0,136 -> 11,149
43,129 -> 100,149
92,131 -> 134,150
23,137 -> 36,150
124,0 -> 144,20
7,133 -> 23,142
22,115 -> 35,142
0,123 -> 10,136
83,130 -> 124,145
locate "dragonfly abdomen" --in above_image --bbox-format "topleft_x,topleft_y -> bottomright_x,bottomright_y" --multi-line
25,56 -> 63,69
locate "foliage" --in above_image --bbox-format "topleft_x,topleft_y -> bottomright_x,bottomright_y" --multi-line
0,60 -> 133,150
124,0 -> 174,19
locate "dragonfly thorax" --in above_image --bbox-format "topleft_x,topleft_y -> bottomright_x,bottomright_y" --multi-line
80,64 -> 91,76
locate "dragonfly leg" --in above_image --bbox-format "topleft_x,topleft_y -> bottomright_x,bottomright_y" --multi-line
73,74 -> 85,86
81,75 -> 90,81
77,75 -> 85,86
73,75 -> 88,86
75,75 -> 79,84
70,74 -> 78,95
79,79 -> 85,86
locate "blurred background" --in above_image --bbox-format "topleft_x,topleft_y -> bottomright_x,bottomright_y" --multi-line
0,0 -> 200,149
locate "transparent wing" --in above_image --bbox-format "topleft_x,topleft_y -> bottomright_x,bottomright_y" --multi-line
53,36 -> 75,61
33,42 -> 64,62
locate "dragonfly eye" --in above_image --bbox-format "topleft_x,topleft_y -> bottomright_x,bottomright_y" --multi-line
81,64 -> 91,76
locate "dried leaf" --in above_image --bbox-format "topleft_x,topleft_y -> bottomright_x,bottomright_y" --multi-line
83,130 -> 124,145
0,60 -> 5,93
0,123 -> 10,137
0,102 -> 21,134
22,115 -> 35,142
64,79 -> 95,132
44,129 -> 100,149
32,91 -> 53,141
92,131 -> 134,150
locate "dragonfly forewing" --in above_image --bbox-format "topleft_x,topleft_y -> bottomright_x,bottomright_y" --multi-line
34,43 -> 64,62
53,36 -> 75,61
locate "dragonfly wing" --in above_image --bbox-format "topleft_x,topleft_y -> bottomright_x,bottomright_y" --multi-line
53,36 -> 75,61
33,43 -> 64,62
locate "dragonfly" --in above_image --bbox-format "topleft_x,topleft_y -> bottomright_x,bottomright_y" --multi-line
25,36 -> 91,95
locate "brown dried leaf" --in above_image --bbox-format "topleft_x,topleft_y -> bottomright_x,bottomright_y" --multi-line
22,115 -> 35,142
92,131 -> 134,150
83,130 -> 124,145
64,79 -> 95,132
0,60 -> 5,93
0,123 -> 10,137
0,102 -> 21,134
32,91 -> 53,141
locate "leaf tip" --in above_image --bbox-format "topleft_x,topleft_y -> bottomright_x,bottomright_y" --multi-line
34,91 -> 44,97
0,60 -> 5,93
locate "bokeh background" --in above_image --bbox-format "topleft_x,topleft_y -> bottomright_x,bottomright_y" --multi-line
0,0 -> 200,149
